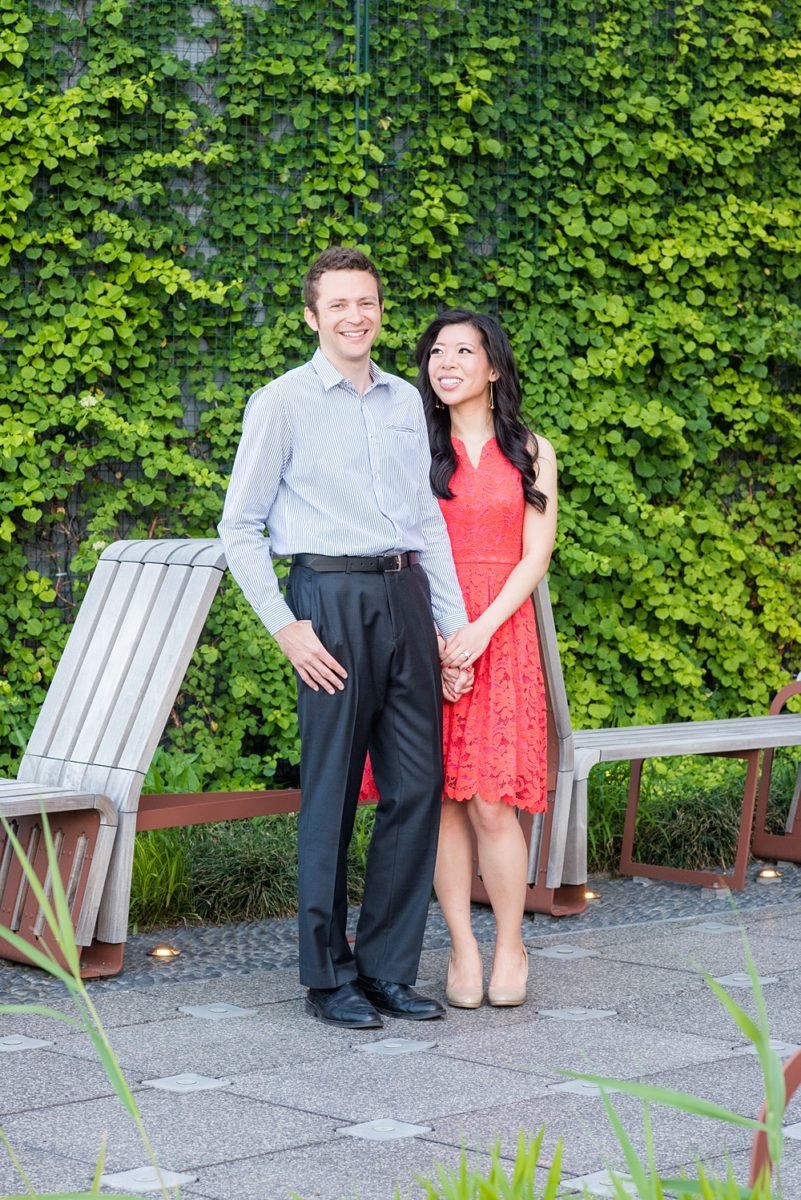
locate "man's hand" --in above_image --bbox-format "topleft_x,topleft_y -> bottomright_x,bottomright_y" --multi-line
441,663 -> 474,703
274,620 -> 347,694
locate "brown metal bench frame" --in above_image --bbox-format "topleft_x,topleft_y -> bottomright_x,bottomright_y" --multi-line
619,680 -> 801,890
750,680 -> 801,866
619,749 -> 762,891
750,1045 -> 801,1188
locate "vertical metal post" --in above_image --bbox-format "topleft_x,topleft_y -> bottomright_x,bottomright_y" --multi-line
362,0 -> 370,125
354,0 -> 362,147
353,0 -> 370,225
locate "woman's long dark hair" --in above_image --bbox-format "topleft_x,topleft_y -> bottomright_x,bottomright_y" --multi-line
416,309 -> 547,511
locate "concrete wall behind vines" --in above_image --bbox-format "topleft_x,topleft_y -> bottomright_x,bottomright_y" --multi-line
1,0 -> 800,786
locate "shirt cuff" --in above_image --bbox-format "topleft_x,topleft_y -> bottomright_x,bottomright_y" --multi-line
258,597 -> 298,637
436,610 -> 468,639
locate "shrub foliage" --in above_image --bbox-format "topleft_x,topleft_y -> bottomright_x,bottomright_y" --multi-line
1,0 -> 800,784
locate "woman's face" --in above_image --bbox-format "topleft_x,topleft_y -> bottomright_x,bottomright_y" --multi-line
427,322 -> 498,411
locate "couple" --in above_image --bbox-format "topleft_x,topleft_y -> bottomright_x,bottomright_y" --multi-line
219,247 -> 557,1029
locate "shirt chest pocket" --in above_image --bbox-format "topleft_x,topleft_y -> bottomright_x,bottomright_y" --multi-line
380,425 -> 419,492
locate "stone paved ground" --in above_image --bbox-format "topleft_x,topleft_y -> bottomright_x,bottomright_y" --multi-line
3,865 -> 801,1198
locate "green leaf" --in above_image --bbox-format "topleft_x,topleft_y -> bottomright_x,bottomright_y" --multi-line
562,1072 -> 764,1131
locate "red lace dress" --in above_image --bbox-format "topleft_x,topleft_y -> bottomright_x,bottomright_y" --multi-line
362,436 -> 547,812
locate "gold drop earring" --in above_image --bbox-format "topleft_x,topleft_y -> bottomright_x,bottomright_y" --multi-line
488,380 -> 495,411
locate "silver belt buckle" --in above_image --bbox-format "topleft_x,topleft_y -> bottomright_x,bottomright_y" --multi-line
385,553 -> 402,572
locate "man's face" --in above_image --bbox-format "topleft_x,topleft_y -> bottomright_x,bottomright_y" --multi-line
304,270 -> 382,370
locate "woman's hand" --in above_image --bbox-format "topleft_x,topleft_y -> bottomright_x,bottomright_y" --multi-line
441,620 -> 493,671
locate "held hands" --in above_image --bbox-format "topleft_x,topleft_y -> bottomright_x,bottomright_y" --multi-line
274,620 -> 347,695
438,632 -> 474,703
441,620 -> 493,672
442,663 -> 473,702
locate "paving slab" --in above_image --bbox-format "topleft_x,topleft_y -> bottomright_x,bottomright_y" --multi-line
560,924 -> 801,979
632,1051 -> 780,1120
95,967 -> 302,1024
1,1090 -> 340,1173
427,1084 -> 757,1180
50,1004 -> 384,1078
0,1048 -> 117,1116
88,965 -> 305,1011
615,976 -> 801,1045
227,1046 -> 553,1124
719,1142 -> 801,1196
4,870 -> 801,1197
0,1146 -> 99,1196
738,907 -> 801,940
431,1013 -> 738,1080
0,995 -> 86,1042
181,1134 -> 496,1200
521,951 -> 705,1010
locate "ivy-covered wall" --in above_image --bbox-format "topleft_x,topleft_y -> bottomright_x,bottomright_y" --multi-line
2,0 -> 800,786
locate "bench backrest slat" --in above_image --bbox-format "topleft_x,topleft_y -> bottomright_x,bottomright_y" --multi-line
114,564 -> 225,776
533,578 -> 574,751
86,564 -> 192,771
45,562 -> 172,765
23,559 -> 125,762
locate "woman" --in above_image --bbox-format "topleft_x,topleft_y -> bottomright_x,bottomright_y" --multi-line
361,309 -> 557,1007
424,309 -> 557,1008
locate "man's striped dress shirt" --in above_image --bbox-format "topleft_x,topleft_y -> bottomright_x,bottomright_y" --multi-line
218,348 -> 468,637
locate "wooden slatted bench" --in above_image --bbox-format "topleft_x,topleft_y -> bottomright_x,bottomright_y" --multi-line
527,578 -> 801,892
0,539 -> 227,977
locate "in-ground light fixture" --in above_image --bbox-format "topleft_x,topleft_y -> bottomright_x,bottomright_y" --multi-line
147,943 -> 182,960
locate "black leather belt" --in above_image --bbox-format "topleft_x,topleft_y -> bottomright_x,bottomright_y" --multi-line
293,552 -> 420,573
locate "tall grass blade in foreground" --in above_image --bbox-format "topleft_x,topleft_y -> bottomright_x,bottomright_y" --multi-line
0,812 -> 180,1200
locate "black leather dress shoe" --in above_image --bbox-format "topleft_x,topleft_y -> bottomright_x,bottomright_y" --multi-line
305,981 -> 383,1029
357,976 -> 445,1021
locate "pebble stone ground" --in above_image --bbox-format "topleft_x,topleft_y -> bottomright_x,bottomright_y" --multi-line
3,865 -> 801,1198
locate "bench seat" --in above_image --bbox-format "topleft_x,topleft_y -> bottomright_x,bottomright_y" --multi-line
573,714 -> 801,767
565,706 -> 801,891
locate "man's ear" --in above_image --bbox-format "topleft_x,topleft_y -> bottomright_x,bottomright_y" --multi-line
304,305 -> 319,332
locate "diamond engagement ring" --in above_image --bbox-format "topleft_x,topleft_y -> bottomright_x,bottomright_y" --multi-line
462,651 -> 470,659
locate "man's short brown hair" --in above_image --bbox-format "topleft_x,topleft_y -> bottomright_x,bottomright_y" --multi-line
303,247 -> 384,315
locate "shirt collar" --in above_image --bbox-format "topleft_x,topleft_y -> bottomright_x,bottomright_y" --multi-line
311,347 -> 390,392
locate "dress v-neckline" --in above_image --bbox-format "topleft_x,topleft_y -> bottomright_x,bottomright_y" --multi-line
453,435 -> 495,472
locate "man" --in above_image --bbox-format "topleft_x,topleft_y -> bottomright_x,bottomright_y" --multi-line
219,247 -> 468,1029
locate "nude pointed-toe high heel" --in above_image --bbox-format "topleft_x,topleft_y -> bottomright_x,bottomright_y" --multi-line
488,946 -> 529,1007
445,956 -> 484,1009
